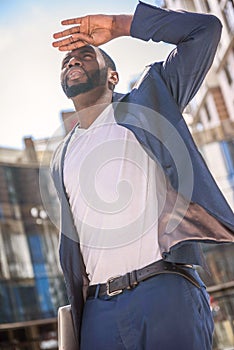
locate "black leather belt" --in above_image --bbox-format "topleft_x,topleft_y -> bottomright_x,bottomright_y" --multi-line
87,260 -> 200,298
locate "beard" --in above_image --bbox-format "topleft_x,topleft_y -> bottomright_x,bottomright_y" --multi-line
62,80 -> 95,98
61,67 -> 108,98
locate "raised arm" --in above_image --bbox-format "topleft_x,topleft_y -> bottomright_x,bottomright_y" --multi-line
130,2 -> 222,110
52,1 -> 222,111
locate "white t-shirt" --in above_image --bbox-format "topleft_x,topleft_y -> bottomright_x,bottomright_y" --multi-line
64,105 -> 163,285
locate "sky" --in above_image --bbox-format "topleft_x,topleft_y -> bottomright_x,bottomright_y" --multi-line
0,0 -> 172,149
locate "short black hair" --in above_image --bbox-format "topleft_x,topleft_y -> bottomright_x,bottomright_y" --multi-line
99,48 -> 116,71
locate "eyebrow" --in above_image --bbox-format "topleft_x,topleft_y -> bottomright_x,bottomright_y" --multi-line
61,54 -> 71,69
61,47 -> 96,68
78,47 -> 96,54
61,54 -> 71,68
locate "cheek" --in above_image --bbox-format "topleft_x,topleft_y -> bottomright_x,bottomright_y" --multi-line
87,61 -> 100,72
86,64 -> 101,81
60,69 -> 66,84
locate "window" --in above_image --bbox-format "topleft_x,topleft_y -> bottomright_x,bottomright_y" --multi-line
185,0 -> 196,12
4,167 -> 18,204
203,0 -> 211,12
223,0 -> 234,33
221,139 -> 234,188
204,103 -> 211,121
224,62 -> 233,85
1,229 -> 34,279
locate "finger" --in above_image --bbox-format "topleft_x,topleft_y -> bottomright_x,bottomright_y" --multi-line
58,40 -> 88,51
52,36 -> 75,48
61,17 -> 82,25
52,33 -> 94,49
53,25 -> 81,39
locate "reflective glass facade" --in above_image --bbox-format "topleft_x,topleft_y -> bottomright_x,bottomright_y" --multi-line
0,164 -> 67,325
200,244 -> 234,349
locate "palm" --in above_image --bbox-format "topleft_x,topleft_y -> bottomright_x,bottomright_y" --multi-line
53,14 -> 114,51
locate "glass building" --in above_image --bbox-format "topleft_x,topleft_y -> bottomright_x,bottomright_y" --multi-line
0,160 -> 67,349
199,244 -> 234,349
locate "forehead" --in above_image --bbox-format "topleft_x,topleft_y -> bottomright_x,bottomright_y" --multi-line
62,46 -> 102,63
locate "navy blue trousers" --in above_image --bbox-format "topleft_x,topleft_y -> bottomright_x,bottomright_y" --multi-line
80,268 -> 214,350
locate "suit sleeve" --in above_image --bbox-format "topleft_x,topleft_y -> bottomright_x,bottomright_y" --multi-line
130,1 -> 222,111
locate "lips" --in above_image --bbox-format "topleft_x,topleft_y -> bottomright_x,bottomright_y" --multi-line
66,67 -> 85,81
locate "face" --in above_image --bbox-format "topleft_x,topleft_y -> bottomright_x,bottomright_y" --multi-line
60,46 -> 108,98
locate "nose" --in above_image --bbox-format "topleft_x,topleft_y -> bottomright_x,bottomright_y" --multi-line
68,56 -> 82,68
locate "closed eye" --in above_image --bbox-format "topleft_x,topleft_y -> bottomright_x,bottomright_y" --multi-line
61,58 -> 70,69
83,53 -> 94,59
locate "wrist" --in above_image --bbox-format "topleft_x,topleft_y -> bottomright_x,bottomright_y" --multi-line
112,15 -> 133,38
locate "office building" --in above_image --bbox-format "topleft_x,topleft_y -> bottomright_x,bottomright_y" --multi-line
163,1 -> 234,348
0,138 -> 67,350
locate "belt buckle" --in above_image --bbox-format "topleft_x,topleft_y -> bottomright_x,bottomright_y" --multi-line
106,276 -> 123,297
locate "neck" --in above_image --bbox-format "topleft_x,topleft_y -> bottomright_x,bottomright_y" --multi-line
71,86 -> 113,129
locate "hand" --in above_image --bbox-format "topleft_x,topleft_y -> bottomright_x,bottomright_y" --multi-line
52,14 -> 132,51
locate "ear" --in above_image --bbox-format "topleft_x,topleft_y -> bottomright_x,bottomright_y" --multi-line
108,70 -> 119,87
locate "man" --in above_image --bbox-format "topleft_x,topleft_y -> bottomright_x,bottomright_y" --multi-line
51,2 -> 234,349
